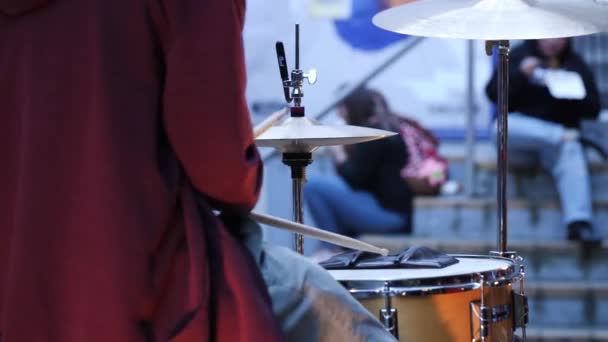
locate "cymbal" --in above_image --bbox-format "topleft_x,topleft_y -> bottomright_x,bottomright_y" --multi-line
373,0 -> 608,40
255,116 -> 397,153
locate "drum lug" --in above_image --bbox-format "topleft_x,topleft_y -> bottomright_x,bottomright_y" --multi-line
379,282 -> 399,339
379,307 -> 399,339
512,292 -> 529,329
513,254 -> 529,339
469,276 -> 491,342
469,301 -> 490,342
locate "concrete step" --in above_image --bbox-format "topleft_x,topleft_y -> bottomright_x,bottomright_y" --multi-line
415,197 -> 608,209
360,234 -> 608,253
358,235 -> 608,283
358,235 -> 608,331
473,159 -> 608,174
526,281 -> 608,297
472,162 -> 608,200
412,197 -> 608,241
441,145 -> 608,200
526,282 -> 608,329
526,327 -> 608,341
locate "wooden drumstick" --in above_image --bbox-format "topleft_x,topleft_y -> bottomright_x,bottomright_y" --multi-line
254,108 -> 288,138
251,211 -> 390,256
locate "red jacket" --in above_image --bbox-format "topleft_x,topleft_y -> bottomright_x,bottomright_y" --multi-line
0,0 -> 283,341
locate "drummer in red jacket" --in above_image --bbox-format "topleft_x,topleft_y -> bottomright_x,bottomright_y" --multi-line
0,0 -> 283,341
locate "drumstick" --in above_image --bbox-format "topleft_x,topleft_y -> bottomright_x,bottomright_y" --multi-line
254,108 -> 288,138
251,211 -> 389,256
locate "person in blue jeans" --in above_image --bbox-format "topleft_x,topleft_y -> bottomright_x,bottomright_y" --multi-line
486,38 -> 602,245
305,88 -> 413,258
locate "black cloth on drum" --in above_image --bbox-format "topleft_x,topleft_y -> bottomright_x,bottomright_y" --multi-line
320,246 -> 459,269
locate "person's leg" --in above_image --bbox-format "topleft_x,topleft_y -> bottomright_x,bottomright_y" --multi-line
237,215 -> 397,342
506,113 -> 565,150
538,139 -> 600,244
539,139 -> 593,225
501,114 -> 599,242
304,176 -> 351,236
305,176 -> 406,237
261,244 -> 398,342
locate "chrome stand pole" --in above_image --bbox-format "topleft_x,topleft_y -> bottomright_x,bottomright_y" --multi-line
283,152 -> 312,254
497,40 -> 510,255
292,178 -> 305,253
487,40 -> 511,256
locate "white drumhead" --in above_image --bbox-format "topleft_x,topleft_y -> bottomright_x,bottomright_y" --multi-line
328,256 -> 513,282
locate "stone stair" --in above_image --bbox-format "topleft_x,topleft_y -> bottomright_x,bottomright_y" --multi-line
353,141 -> 608,340
526,328 -> 608,342
412,197 -> 608,241
260,143 -> 608,341
359,234 -> 608,341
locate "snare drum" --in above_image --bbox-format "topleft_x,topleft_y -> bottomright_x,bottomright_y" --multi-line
328,255 -> 526,342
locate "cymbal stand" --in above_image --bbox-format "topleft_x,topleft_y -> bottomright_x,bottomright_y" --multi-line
275,24 -> 317,254
486,40 -> 529,341
486,40 -> 512,257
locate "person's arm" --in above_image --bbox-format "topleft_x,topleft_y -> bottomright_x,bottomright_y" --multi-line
485,48 -> 541,107
564,58 -> 601,119
153,0 -> 262,213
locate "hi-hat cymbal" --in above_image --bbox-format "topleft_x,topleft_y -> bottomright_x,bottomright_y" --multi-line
373,0 -> 608,40
255,116 -> 397,153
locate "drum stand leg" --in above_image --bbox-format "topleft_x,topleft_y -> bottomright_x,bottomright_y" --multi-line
283,152 -> 312,254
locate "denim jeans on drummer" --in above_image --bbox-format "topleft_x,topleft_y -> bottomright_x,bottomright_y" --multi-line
491,113 -> 593,224
304,175 -> 407,246
238,216 -> 398,342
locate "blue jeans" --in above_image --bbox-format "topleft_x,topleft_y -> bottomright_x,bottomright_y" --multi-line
304,176 -> 408,244
239,217 -> 397,342
493,113 -> 593,224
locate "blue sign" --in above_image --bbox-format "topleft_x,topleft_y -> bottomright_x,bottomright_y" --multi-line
334,0 -> 407,51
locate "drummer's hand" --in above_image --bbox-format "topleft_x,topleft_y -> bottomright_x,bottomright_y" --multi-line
520,57 -> 541,77
327,145 -> 347,164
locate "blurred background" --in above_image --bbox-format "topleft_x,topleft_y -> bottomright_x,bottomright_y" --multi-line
244,1 -> 608,340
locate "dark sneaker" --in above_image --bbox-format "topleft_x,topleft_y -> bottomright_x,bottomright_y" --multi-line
567,221 -> 603,246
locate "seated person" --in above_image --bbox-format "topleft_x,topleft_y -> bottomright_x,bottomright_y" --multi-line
370,89 -> 450,196
485,38 -> 602,244
305,87 -> 413,258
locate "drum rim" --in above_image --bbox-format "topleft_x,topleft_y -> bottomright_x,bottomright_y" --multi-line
332,254 -> 521,298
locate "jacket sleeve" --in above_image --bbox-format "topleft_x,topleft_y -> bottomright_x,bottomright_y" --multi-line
337,139 -> 384,189
485,48 -> 539,108
564,57 -> 601,119
153,0 -> 262,213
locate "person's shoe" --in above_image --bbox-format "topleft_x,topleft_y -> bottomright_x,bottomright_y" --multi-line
567,221 -> 602,246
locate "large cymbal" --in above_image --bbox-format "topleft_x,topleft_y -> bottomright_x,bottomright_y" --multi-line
373,0 -> 608,40
255,116 -> 397,153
